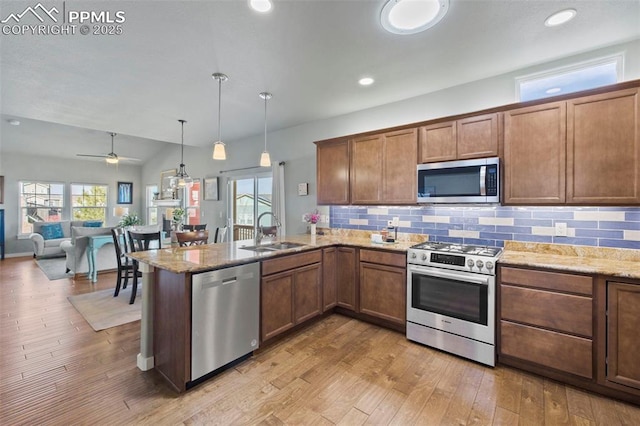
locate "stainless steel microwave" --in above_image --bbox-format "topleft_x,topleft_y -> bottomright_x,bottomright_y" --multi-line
417,157 -> 500,204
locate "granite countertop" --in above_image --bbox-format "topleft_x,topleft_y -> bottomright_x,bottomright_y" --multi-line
126,230 -> 421,274
500,241 -> 640,280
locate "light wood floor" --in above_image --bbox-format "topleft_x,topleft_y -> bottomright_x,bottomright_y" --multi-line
1,256 -> 639,425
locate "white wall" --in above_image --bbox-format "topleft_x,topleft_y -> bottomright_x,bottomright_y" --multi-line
1,153 -> 142,255
141,39 -> 640,238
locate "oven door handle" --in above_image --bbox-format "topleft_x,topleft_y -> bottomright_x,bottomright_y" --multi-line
409,265 -> 490,285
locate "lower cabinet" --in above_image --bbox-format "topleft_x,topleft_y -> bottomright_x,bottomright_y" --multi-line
359,249 -> 406,325
602,280 -> 640,392
261,250 -> 322,342
498,266 -> 594,379
322,247 -> 337,311
499,265 -> 640,404
336,247 -> 357,311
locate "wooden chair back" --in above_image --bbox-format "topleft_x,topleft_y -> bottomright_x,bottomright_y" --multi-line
176,230 -> 209,247
183,224 -> 207,231
127,231 -> 162,252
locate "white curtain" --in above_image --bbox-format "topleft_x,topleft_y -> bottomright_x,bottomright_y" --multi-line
272,162 -> 286,236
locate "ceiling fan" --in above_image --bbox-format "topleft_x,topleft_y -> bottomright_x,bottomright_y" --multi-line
76,132 -> 141,164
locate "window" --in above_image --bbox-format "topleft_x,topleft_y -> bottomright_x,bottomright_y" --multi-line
71,183 -> 108,222
517,55 -> 622,102
184,180 -> 201,226
146,184 -> 159,226
19,181 -> 65,235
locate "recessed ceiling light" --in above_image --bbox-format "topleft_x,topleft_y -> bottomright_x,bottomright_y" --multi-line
545,8 -> 577,27
381,0 -> 449,35
359,77 -> 375,86
249,0 -> 272,13
545,87 -> 562,94
8,119 -> 20,126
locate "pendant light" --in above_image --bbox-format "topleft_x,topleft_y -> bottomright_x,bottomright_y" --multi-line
172,119 -> 193,188
259,92 -> 272,167
212,73 -> 228,160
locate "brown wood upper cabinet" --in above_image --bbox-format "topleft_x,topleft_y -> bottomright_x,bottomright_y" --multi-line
351,128 -> 417,205
503,102 -> 567,204
567,88 -> 640,204
316,138 -> 350,205
418,113 -> 498,163
504,87 -> 640,205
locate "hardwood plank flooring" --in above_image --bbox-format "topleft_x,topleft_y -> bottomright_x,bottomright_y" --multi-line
1,256 -> 639,425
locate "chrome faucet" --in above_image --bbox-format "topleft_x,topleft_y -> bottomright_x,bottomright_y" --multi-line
256,212 -> 281,245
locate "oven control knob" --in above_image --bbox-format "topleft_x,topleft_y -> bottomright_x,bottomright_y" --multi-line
421,253 -> 428,261
467,259 -> 474,268
411,252 -> 417,259
486,261 -> 494,270
476,260 -> 484,269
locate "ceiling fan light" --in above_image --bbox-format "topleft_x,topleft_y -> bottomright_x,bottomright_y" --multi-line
213,141 -> 227,160
106,156 -> 119,164
260,151 -> 272,167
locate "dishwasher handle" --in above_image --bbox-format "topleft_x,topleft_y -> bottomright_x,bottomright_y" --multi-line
199,271 -> 256,290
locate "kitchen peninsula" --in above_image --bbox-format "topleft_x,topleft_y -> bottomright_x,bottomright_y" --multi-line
126,232 -> 419,392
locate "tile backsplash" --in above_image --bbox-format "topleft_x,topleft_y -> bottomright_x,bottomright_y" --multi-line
330,206 -> 640,249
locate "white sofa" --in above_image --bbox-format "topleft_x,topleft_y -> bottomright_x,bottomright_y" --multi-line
29,220 -> 90,258
60,226 -> 118,277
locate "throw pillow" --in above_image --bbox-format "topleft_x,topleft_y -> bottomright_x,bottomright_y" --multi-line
40,223 -> 64,240
84,221 -> 103,228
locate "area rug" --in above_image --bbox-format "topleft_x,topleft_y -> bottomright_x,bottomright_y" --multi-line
35,257 -> 73,280
67,285 -> 142,331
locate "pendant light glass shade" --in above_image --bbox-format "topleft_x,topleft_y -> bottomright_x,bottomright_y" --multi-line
212,73 -> 228,160
172,119 -> 193,188
259,92 -> 272,167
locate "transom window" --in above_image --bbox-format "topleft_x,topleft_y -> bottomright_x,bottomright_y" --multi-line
517,55 -> 622,102
71,183 -> 108,222
19,181 -> 65,235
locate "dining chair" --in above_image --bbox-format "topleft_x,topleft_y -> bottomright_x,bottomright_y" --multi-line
214,226 -> 227,243
127,230 -> 162,304
176,230 -> 209,246
111,228 -> 138,298
183,224 -> 207,231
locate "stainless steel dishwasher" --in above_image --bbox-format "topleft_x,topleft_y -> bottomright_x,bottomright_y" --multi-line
191,262 -> 260,381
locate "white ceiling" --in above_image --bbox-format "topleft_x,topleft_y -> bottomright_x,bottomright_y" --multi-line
1,0 -> 639,162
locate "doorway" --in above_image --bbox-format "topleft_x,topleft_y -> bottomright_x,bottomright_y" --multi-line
228,174 -> 273,241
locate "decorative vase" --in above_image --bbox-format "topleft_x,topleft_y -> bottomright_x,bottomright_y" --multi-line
310,223 -> 316,235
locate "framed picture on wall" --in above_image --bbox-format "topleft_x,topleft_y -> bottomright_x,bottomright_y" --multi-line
204,177 -> 219,201
117,182 -> 133,204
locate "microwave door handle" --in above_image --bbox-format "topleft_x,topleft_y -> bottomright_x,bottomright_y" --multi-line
479,165 -> 486,196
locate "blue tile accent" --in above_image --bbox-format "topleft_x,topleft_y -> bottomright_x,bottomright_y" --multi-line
330,206 -> 638,249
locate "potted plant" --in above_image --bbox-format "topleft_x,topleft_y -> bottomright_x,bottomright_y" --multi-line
118,212 -> 142,229
172,208 -> 185,231
304,209 -> 320,235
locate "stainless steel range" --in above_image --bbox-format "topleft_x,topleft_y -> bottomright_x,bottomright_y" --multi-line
406,241 -> 503,366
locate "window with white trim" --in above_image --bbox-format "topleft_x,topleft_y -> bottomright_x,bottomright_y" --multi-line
146,184 -> 159,226
71,183 -> 108,223
19,181 -> 65,235
517,55 -> 623,102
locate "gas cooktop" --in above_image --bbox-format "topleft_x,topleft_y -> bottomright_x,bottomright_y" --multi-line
407,241 -> 503,275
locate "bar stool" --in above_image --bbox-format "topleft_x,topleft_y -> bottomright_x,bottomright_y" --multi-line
111,228 -> 138,298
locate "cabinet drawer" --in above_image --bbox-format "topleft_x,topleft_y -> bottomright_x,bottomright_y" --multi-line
501,321 -> 592,379
500,266 -> 592,296
501,284 -> 592,337
360,249 -> 406,268
262,250 -> 322,276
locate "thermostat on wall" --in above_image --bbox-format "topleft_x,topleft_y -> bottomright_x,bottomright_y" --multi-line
298,183 -> 308,196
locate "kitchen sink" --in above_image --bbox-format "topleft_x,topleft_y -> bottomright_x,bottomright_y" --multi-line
240,242 -> 306,252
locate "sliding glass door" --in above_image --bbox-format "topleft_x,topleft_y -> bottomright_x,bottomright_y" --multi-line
228,174 -> 272,241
